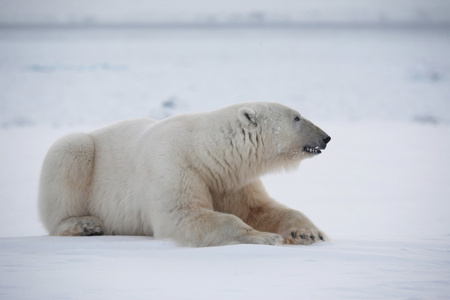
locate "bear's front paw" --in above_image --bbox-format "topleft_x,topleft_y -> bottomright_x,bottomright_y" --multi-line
284,229 -> 326,245
240,230 -> 284,246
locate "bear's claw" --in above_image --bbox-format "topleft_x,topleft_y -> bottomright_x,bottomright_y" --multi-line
286,229 -> 325,245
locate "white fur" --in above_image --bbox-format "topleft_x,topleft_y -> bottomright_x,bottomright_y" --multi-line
39,102 -> 330,246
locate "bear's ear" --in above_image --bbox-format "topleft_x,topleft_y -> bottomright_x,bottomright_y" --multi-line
238,107 -> 258,127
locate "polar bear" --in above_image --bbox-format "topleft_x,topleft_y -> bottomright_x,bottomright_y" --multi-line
38,102 -> 331,247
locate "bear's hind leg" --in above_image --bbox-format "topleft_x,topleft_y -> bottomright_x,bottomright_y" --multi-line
54,216 -> 104,236
38,132 -> 97,235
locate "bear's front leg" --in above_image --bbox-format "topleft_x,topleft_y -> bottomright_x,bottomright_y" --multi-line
154,169 -> 285,247
158,208 -> 284,247
214,179 -> 327,245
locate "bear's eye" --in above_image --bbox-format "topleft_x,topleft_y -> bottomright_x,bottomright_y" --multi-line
294,116 -> 301,122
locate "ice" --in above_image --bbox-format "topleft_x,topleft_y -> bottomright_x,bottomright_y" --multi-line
1,1 -> 450,299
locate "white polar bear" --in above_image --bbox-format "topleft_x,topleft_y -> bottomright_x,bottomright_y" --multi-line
38,102 -> 331,247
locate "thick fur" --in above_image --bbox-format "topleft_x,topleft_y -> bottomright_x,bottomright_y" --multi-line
38,102 -> 331,246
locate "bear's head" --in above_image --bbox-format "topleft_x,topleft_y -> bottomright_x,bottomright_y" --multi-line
237,103 -> 331,170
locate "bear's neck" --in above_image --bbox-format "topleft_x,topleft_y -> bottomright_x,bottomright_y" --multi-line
194,121 -> 275,192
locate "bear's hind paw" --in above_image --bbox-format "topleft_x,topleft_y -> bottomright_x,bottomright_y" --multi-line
55,216 -> 104,236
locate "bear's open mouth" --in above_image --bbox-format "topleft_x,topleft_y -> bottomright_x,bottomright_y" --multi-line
303,146 -> 323,155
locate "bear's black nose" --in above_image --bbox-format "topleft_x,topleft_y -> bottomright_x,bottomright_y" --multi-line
323,136 -> 331,144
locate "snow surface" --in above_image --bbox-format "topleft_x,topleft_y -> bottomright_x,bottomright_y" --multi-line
1,236 -> 449,300
1,1 -> 450,299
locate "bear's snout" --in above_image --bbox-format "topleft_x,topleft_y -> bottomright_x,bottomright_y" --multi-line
303,133 -> 331,155
322,136 -> 331,149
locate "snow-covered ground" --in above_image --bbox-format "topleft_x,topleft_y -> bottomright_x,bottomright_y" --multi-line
1,27 -> 450,126
1,235 -> 449,300
1,1 -> 450,299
